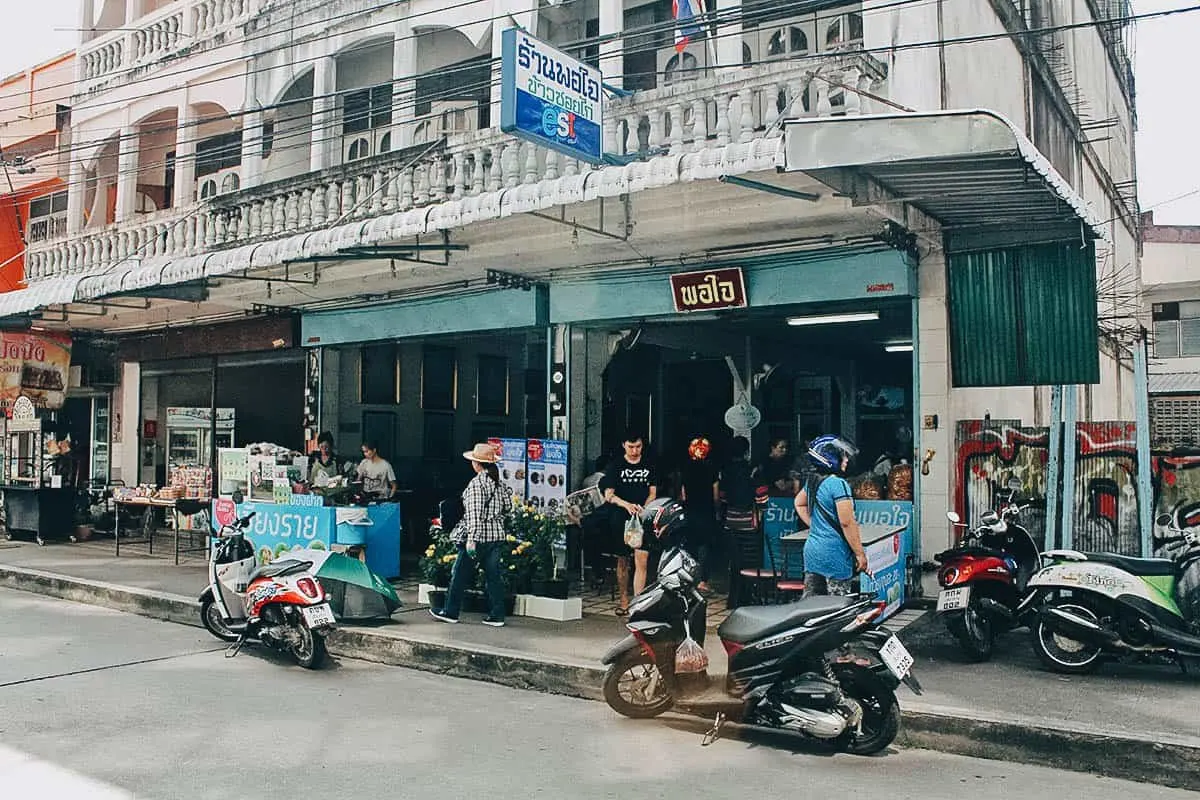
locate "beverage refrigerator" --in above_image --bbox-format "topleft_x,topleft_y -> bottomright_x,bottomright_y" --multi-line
165,407 -> 235,467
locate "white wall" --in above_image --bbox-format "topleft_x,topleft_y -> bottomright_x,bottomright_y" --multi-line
1143,239 -> 1200,287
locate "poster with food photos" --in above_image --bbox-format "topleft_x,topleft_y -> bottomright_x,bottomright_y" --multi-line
489,437 -> 528,501
525,438 -> 568,515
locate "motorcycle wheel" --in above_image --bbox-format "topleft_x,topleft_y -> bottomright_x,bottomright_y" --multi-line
602,650 -> 673,719
200,599 -> 239,643
1031,596 -> 1105,675
290,622 -> 327,669
833,666 -> 901,756
948,602 -> 995,662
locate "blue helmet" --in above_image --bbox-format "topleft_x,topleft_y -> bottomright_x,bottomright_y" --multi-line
807,435 -> 858,474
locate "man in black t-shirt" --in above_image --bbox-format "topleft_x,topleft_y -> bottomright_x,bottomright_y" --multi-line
599,430 -> 657,614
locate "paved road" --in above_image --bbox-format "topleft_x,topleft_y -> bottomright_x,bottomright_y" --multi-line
0,587 -> 1190,800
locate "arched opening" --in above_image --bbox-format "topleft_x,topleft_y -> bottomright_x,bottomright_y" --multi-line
262,70 -> 314,184
412,27 -> 489,144
336,38 -> 395,165
191,102 -> 242,203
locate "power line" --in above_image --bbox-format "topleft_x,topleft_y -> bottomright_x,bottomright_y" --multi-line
7,0 -> 1181,203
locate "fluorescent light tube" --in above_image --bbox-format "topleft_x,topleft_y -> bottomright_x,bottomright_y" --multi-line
885,343 -> 914,353
786,311 -> 880,326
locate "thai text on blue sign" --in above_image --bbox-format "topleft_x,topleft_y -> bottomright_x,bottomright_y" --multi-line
500,27 -> 603,165
854,500 -> 913,621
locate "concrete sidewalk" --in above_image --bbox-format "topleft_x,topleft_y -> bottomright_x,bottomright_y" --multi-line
1,539 -> 1197,790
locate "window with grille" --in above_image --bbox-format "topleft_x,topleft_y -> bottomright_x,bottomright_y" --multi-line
27,191 -> 67,244
1151,395 -> 1200,449
342,84 -> 393,135
1152,302 -> 1200,358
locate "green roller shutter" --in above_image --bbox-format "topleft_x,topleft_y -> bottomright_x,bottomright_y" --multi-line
948,242 -> 1099,387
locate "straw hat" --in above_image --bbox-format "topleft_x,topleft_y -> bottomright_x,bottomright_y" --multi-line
463,442 -> 501,464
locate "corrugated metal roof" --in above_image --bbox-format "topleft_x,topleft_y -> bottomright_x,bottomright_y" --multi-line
0,272 -> 90,317
1149,372 -> 1200,394
781,110 -> 1106,244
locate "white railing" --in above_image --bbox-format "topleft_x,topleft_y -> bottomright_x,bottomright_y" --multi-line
80,0 -> 255,86
29,52 -> 885,281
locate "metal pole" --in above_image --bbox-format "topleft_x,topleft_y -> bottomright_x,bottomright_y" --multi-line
1061,384 -> 1078,550
1045,385 -> 1063,550
209,355 -> 218,499
1133,332 -> 1153,556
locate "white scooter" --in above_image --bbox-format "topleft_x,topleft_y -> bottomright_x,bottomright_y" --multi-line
199,499 -> 336,669
1023,513 -> 1200,674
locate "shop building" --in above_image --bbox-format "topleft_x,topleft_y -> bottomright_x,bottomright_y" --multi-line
0,0 -> 1141,587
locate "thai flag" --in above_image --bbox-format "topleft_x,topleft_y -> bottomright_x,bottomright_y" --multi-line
673,0 -> 706,54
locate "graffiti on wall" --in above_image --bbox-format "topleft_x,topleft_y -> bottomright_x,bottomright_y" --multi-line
955,420 -> 1147,555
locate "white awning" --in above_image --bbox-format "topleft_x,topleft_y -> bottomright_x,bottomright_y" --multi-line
781,110 -> 1107,248
0,273 -> 91,318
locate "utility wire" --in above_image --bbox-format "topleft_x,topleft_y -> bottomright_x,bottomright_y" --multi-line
6,0 -> 1181,201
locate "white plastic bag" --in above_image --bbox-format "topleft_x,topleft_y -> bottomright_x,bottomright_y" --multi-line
623,513 -> 643,549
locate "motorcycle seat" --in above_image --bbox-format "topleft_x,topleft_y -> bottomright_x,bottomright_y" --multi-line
718,596 -> 856,644
935,545 -> 1007,562
248,559 -> 313,582
1081,553 -> 1175,577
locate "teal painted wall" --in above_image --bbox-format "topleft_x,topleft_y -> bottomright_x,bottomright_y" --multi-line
549,247 -> 915,324
301,287 -> 549,348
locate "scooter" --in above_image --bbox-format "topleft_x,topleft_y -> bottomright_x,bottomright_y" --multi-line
1024,513 -> 1200,674
935,487 -> 1042,660
600,545 -> 922,755
199,508 -> 337,669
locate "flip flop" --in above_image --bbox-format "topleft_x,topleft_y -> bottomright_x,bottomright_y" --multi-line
615,606 -> 628,617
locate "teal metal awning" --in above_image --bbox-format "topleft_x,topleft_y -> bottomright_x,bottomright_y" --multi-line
781,110 -> 1107,250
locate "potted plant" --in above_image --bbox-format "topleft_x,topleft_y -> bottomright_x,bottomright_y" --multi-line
418,521 -> 457,607
71,491 -> 94,543
505,504 -> 578,620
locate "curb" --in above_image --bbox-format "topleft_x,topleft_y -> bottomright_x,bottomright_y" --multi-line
2,563 -> 1196,790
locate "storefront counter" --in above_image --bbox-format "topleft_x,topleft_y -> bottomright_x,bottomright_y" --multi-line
214,499 -> 402,579
761,496 -> 914,621
2,485 -> 75,544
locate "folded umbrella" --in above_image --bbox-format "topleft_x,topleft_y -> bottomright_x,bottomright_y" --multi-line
282,548 -> 402,620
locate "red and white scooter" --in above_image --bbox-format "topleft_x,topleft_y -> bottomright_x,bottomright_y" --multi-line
199,503 -> 336,669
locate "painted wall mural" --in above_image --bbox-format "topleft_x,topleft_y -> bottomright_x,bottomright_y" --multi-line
953,420 -> 1178,556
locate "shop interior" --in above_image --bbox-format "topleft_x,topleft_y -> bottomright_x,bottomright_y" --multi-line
597,299 -> 916,496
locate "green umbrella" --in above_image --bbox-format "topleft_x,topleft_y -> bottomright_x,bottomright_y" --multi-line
282,548 -> 401,620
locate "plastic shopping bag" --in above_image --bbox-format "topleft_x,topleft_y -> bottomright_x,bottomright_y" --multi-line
623,513 -> 644,549
674,619 -> 709,674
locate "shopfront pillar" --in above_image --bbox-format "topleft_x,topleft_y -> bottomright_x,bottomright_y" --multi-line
916,248 -> 952,594
172,103 -> 197,209
114,124 -> 140,223
567,327 -> 607,482
66,159 -> 86,235
714,0 -> 744,70
240,108 -> 265,190
392,19 -> 416,149
310,56 -> 336,173
598,0 -> 623,90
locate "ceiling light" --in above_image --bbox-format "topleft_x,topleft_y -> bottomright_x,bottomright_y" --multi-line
786,311 -> 879,326
885,343 -> 914,353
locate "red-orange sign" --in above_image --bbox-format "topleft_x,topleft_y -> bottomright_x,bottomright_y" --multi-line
669,267 -> 748,313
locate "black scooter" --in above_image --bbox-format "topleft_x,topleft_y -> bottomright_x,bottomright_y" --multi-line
601,546 -> 922,754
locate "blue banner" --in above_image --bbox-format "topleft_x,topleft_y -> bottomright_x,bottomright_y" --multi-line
762,497 -> 804,578
219,500 -> 334,565
854,500 -> 913,620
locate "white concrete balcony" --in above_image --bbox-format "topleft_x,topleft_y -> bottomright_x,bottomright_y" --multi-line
26,52 -> 885,292
79,0 -> 256,90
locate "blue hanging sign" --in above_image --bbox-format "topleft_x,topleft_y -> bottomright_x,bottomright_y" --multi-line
500,27 -> 604,165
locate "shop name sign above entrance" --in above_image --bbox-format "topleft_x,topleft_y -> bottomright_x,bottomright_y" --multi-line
500,28 -> 603,165
670,267 -> 748,313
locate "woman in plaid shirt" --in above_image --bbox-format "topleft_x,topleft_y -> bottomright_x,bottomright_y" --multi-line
431,443 -> 515,627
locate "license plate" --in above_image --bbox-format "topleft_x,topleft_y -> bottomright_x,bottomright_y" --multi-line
301,603 -> 336,628
937,586 -> 971,612
879,635 -> 915,680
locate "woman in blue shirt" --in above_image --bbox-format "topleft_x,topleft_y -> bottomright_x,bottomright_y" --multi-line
794,435 -> 869,597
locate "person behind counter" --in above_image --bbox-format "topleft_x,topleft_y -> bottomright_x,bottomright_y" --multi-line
308,432 -> 341,486
756,437 -> 799,497
357,440 -> 398,500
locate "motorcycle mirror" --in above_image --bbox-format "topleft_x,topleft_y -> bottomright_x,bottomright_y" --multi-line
231,489 -> 243,505
1006,477 -> 1022,491
1155,513 -> 1173,527
946,511 -> 961,524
